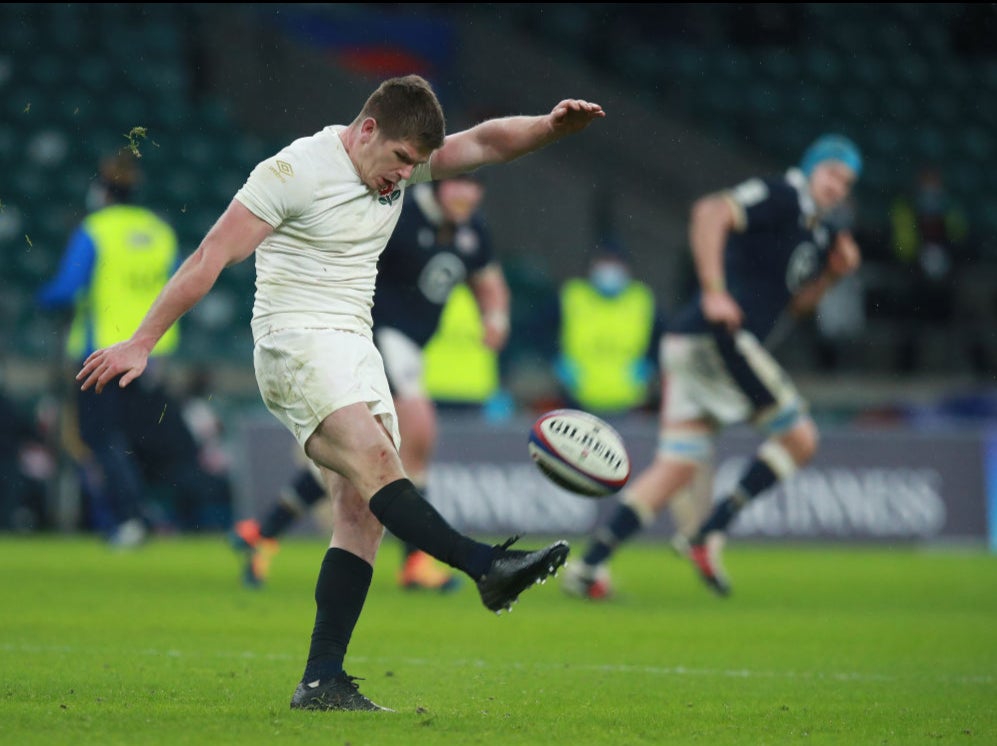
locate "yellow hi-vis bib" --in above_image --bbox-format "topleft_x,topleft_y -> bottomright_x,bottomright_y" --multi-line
422,284 -> 499,404
559,278 -> 655,412
67,205 -> 180,360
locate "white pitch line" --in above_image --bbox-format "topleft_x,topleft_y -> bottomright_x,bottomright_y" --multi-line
1,643 -> 992,686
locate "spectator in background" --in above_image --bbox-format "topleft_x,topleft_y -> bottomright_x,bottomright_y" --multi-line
0,386 -> 51,532
229,173 -> 511,595
887,165 -> 972,372
562,134 -> 863,600
554,238 -> 663,418
36,151 -> 229,546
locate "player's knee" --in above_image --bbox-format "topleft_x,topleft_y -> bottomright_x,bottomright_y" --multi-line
796,419 -> 819,463
780,419 -> 819,466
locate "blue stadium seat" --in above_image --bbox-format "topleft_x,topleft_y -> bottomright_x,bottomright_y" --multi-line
948,162 -> 983,198
530,4 -> 591,50
802,47 -> 844,87
894,53 -> 930,91
46,3 -> 99,54
75,55 -> 114,96
0,6 -> 39,55
615,42 -> 669,90
668,43 -> 710,82
0,121 -> 18,162
912,126 -> 949,163
959,125 -> 994,162
846,52 -> 891,89
757,47 -> 799,84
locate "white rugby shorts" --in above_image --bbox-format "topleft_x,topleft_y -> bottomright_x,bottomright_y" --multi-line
660,331 -> 805,433
373,326 -> 426,401
253,327 -> 401,451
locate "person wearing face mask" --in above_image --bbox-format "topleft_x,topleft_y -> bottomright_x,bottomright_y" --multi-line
554,238 -> 661,417
562,133 -> 863,601
885,166 -> 973,373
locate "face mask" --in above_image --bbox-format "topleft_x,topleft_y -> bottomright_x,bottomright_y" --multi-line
590,263 -> 629,296
85,183 -> 109,212
916,185 -> 945,215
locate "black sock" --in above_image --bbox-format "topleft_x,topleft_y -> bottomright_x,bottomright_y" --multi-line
295,468 -> 328,506
261,469 -> 326,539
301,548 -> 372,684
693,458 -> 779,541
259,504 -> 297,539
368,478 -> 493,579
402,479 -> 428,560
738,458 -> 779,500
582,504 -> 642,567
692,496 -> 741,541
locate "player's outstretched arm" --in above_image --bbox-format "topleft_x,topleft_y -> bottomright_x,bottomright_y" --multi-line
469,264 -> 511,351
77,201 -> 273,394
689,193 -> 744,332
430,99 -> 605,179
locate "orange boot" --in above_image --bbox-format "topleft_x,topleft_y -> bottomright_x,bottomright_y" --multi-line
230,519 -> 280,588
397,550 -> 460,593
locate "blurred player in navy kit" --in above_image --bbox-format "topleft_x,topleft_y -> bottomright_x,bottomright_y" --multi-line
231,172 -> 510,592
563,134 -> 863,600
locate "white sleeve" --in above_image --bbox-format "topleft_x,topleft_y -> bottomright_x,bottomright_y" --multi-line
406,161 -> 433,187
233,150 -> 317,228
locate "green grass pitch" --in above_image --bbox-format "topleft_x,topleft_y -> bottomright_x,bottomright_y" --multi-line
1,534 -> 994,745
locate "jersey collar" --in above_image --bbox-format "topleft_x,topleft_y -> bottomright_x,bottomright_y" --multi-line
786,167 -> 817,220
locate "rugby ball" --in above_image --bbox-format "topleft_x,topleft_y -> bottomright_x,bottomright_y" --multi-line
527,409 -> 631,497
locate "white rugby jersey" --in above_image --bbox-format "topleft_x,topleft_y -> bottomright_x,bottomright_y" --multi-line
234,124 -> 432,342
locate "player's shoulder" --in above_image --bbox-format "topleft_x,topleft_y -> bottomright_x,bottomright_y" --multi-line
246,131 -> 332,201
735,170 -> 801,209
744,170 -> 796,195
265,127 -> 341,174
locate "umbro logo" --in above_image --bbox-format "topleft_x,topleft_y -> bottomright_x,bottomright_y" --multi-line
268,159 -> 294,183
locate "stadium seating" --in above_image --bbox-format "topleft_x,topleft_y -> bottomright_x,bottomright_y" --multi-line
502,4 -> 994,252
0,3 -> 276,365
1,3 -> 992,381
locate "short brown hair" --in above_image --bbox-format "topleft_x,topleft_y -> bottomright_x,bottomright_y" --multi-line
358,74 -> 445,153
100,150 -> 140,189
99,150 -> 141,201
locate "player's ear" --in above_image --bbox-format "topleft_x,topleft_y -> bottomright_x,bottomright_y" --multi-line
360,117 -> 378,142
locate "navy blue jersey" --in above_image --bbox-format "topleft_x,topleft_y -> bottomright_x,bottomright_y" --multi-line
670,169 -> 839,345
372,183 -> 494,346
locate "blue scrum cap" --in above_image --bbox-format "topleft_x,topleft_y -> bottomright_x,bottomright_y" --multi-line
800,134 -> 863,178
